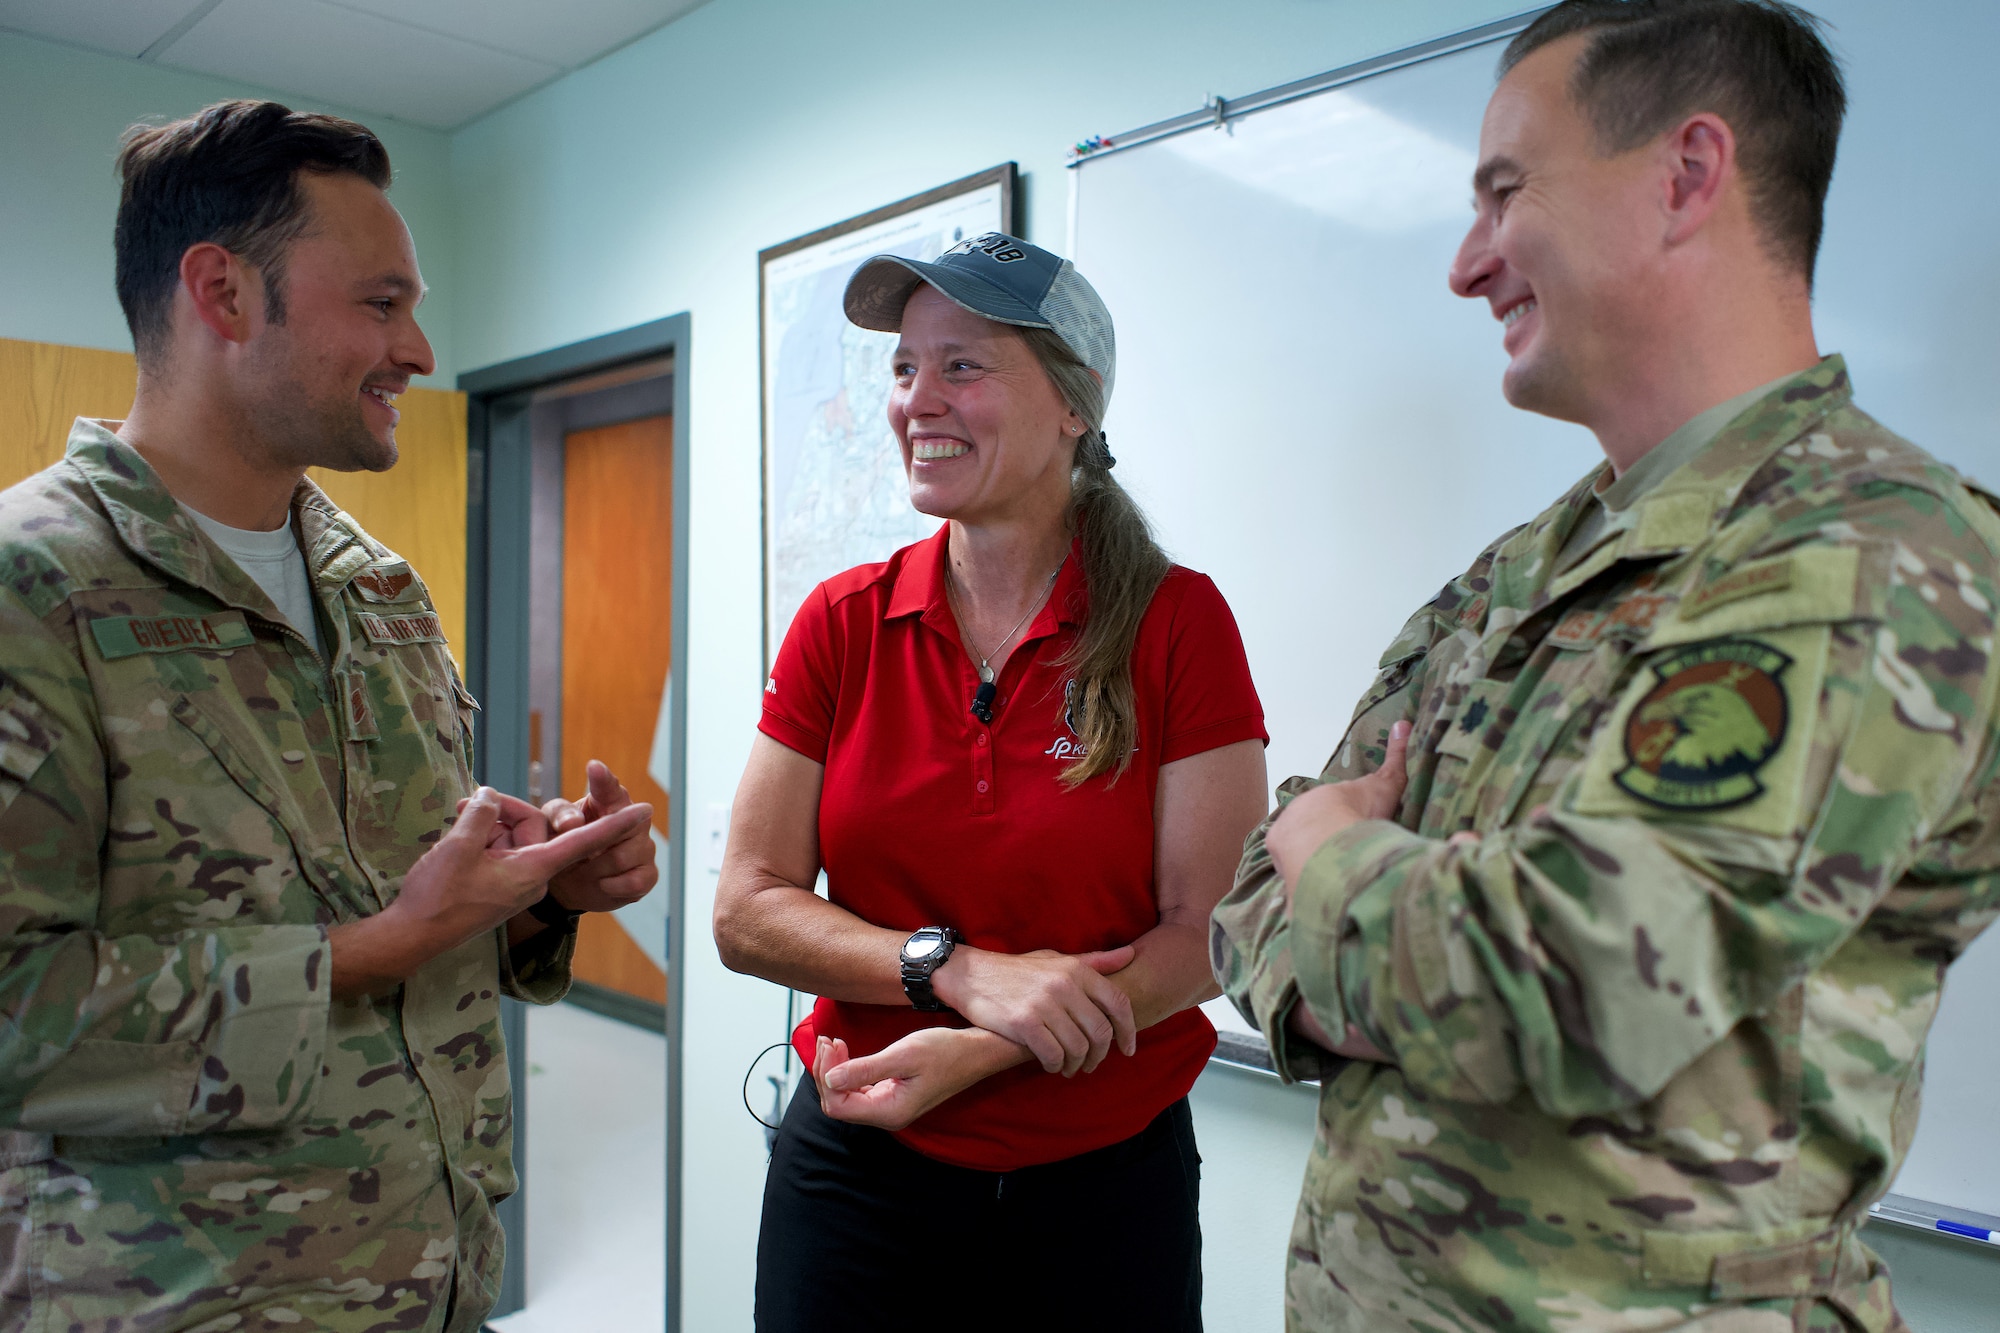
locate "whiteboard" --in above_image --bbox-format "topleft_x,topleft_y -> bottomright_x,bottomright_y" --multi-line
1074,1 -> 2000,1223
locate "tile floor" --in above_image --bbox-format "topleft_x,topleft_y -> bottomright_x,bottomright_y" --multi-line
487,1000 -> 667,1333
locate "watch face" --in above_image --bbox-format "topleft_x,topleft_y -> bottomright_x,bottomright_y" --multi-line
906,937 -> 941,960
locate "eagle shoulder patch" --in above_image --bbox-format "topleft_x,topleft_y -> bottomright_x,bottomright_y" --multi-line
1614,639 -> 1790,810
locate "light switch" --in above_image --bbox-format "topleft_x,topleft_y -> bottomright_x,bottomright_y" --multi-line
703,802 -> 729,874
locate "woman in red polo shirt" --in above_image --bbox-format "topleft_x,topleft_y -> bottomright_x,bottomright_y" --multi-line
714,234 -> 1267,1333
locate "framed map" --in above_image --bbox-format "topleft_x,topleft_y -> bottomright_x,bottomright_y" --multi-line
760,164 -> 1017,667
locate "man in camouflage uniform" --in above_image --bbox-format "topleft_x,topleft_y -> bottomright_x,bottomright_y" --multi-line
0,104 -> 657,1331
1213,4 -> 2000,1330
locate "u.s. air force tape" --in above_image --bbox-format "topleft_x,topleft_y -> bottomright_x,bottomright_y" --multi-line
356,611 -> 447,646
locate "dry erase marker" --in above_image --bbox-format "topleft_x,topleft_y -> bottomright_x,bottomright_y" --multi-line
1934,1219 -> 2000,1245
1869,1201 -> 2000,1245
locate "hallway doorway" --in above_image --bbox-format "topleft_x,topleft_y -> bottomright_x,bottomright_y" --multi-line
462,316 -> 689,1326
527,362 -> 675,1012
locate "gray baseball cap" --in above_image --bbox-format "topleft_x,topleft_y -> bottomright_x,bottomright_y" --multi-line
843,232 -> 1117,407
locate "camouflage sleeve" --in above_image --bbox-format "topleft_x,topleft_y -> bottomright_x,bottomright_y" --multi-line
1291,526 -> 2000,1116
0,607 -> 331,1138
1210,585 -> 1458,1083
500,920 -> 577,1003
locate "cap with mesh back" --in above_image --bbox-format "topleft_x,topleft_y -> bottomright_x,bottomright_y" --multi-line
843,232 -> 1117,409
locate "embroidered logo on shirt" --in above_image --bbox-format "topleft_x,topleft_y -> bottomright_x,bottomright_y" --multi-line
351,564 -> 418,603
1046,680 -> 1092,762
1616,639 -> 1791,810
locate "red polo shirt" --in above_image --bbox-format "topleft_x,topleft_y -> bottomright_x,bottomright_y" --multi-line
761,525 -> 1266,1171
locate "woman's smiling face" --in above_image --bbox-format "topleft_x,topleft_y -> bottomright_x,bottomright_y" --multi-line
889,284 -> 1082,526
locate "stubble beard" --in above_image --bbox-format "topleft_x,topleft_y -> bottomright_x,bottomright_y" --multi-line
1502,335 -> 1586,427
248,348 -> 399,476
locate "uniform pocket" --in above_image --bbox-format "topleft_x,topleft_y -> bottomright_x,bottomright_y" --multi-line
169,696 -> 377,920
0,681 -> 60,817
17,1037 -> 202,1137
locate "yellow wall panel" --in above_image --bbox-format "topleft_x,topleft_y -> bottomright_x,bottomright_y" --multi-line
0,337 -> 468,658
0,336 -> 139,486
310,388 -> 468,656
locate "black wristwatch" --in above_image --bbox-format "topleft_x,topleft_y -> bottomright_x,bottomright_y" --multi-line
900,926 -> 961,1012
527,890 -> 583,930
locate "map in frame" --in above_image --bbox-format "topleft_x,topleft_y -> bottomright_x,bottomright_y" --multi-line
760,165 -> 1016,667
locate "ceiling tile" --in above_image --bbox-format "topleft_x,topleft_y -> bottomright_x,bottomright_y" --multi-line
0,0 -> 207,58
323,0 -> 706,69
157,0 -> 562,130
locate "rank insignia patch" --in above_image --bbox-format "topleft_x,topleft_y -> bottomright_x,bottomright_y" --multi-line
1616,639 -> 1791,810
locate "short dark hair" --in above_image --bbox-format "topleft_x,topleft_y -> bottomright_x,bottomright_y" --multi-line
114,100 -> 391,363
1501,0 -> 1846,282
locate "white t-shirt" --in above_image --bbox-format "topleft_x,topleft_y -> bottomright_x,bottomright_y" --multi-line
181,505 -> 325,656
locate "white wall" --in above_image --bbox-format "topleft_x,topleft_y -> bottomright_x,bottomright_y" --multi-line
0,32 -> 457,385
445,2 -> 1525,1326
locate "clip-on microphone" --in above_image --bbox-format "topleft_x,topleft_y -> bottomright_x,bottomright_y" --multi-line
970,680 -> 997,724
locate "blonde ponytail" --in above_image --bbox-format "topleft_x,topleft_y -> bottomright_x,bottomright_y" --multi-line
1016,325 -> 1169,787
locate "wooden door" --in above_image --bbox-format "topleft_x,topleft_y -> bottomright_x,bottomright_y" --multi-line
560,414 -> 673,1006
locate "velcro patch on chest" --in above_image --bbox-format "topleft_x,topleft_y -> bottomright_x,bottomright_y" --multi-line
342,666 -> 379,742
357,611 -> 447,646
1549,591 -> 1677,651
1434,679 -> 1507,762
1615,639 -> 1791,810
1684,556 -> 1794,620
90,612 -> 255,659
350,561 -> 421,604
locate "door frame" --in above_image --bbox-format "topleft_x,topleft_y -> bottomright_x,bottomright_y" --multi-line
459,314 -> 691,1325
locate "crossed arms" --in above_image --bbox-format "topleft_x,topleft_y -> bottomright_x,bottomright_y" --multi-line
712,732 -> 1267,1129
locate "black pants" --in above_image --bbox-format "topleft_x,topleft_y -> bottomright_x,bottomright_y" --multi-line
755,1082 -> 1203,1333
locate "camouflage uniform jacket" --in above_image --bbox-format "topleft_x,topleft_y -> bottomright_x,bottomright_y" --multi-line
0,421 -> 574,1333
1213,359 -> 2000,1332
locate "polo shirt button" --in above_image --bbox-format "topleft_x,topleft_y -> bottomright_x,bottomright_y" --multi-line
976,733 -> 988,746
976,780 -> 989,793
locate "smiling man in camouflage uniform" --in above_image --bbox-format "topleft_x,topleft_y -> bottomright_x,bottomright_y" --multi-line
1213,3 -> 2000,1331
0,103 -> 659,1331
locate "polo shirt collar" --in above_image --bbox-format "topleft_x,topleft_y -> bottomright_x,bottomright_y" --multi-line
884,523 -> 1089,644
1030,538 -> 1089,639
885,524 -> 950,622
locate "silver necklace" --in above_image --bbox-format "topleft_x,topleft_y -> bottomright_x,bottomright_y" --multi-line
946,560 -> 1062,684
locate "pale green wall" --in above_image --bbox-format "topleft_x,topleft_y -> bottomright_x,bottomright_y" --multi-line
446,2 -> 1523,1325
2,4 -> 1994,1328
442,0 -> 2000,1326
0,31 -> 456,385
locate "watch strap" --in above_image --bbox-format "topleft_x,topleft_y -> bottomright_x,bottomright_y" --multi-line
527,891 -> 583,929
900,927 -> 960,1012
